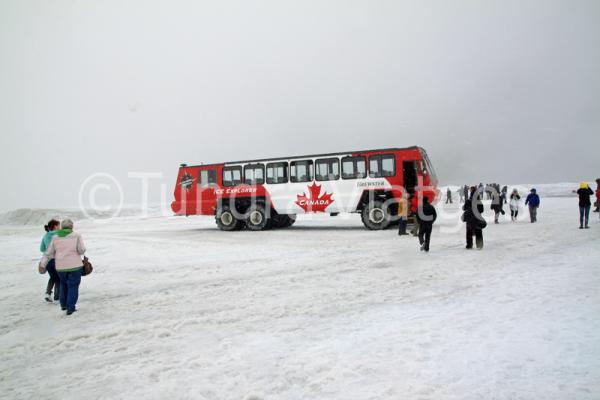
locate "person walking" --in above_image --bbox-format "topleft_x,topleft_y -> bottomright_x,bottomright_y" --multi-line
417,197 -> 437,252
509,189 -> 521,221
40,219 -> 60,302
490,189 -> 505,224
501,185 -> 508,204
409,194 -> 420,236
525,188 -> 540,223
39,219 -> 86,315
463,186 -> 486,249
574,182 -> 594,229
397,194 -> 409,236
594,178 -> 600,213
445,187 -> 453,204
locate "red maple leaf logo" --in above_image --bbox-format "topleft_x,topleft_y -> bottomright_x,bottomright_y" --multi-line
296,182 -> 334,212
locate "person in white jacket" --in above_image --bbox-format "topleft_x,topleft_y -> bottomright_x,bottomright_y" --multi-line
509,189 -> 521,221
40,219 -> 86,315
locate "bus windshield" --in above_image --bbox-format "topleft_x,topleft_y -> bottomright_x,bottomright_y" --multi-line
419,148 -> 438,182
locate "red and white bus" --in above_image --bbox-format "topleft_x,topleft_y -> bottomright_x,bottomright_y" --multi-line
171,146 -> 438,231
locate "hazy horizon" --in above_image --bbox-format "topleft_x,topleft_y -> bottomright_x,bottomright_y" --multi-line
1,0 -> 599,211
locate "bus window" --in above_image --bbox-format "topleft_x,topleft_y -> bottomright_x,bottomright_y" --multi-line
315,158 -> 340,181
341,156 -> 366,179
199,169 -> 217,187
223,166 -> 242,186
290,160 -> 313,182
369,154 -> 395,178
266,162 -> 288,184
244,164 -> 265,185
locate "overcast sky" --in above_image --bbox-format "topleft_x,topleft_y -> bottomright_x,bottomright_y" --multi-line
1,0 -> 599,210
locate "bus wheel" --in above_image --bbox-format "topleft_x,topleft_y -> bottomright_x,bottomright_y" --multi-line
361,200 -> 391,230
216,206 -> 242,231
245,204 -> 269,231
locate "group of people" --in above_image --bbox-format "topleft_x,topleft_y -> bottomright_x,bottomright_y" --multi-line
400,179 -> 599,253
454,183 -> 508,205
35,181 -> 600,311
38,219 -> 86,315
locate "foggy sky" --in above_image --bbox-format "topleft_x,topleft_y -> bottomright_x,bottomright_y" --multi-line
1,0 -> 599,211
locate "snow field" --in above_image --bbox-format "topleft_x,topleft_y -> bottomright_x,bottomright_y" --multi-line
0,197 -> 599,399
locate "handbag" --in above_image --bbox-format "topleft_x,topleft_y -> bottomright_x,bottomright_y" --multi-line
82,256 -> 93,276
476,217 -> 488,229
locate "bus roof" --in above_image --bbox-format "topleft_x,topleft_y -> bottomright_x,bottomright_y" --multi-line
182,146 -> 422,168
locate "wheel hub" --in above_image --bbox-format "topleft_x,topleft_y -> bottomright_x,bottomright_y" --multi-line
249,210 -> 263,225
220,212 -> 233,226
369,208 -> 385,224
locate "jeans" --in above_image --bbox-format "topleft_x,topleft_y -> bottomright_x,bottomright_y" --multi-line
579,205 -> 591,227
529,206 -> 538,223
398,217 -> 407,235
45,259 -> 60,300
58,269 -> 82,312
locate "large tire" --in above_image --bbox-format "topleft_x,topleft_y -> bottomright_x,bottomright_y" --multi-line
216,205 -> 243,231
272,214 -> 295,228
361,200 -> 392,230
245,203 -> 270,231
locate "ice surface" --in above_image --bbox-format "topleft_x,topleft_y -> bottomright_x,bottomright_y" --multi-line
0,187 -> 599,399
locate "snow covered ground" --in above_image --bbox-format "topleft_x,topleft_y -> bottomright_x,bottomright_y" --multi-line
1,191 -> 599,399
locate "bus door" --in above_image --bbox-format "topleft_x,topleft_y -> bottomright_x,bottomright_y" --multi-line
403,160 -> 418,194
197,168 -> 218,214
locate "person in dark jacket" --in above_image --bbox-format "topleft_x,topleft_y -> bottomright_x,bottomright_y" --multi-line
500,185 -> 508,204
463,186 -> 486,249
445,187 -> 453,204
524,188 -> 540,223
417,197 -> 437,252
574,182 -> 594,229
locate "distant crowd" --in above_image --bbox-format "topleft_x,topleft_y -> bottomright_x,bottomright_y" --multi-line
403,179 -> 600,253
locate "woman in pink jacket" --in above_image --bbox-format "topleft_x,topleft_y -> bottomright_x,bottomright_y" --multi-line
40,219 -> 86,315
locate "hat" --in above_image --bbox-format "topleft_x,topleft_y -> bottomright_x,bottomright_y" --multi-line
580,182 -> 589,189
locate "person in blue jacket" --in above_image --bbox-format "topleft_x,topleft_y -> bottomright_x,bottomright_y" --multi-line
525,188 -> 540,223
40,219 -> 60,302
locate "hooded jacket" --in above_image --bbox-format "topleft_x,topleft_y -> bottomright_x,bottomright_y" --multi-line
525,190 -> 540,208
417,200 -> 437,227
462,199 -> 486,229
577,186 -> 594,207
